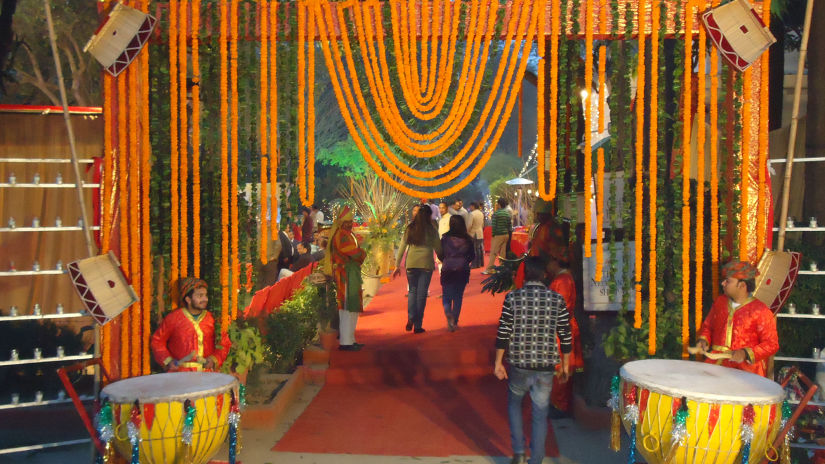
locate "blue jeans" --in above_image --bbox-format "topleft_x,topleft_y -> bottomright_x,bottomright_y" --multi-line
441,281 -> 467,324
507,367 -> 554,464
406,268 -> 433,329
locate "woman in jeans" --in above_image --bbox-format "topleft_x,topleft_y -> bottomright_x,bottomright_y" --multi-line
440,215 -> 475,331
393,206 -> 442,333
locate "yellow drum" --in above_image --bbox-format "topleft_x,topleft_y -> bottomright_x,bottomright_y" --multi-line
102,372 -> 238,464
619,359 -> 784,464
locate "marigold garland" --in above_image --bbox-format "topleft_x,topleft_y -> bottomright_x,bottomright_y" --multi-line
259,0 -> 269,264
298,0 -> 307,206
140,15 -> 151,375
536,0 -> 546,198
547,0 -> 559,200
308,12 -> 316,208
313,0 -> 536,196
179,0 -> 189,279
169,0 -> 179,296
583,0 -> 593,259
595,0 -> 607,280
696,0 -> 707,333
270,0 -> 278,241
681,0 -> 693,357
118,71 -> 129,378
230,0 -> 240,320
220,0 -> 230,334
757,0 -> 771,258
192,0 -> 202,277
740,66 -> 751,262
649,0 -> 660,355
103,74 -> 113,253
710,0 -> 720,294
633,0 -> 646,329
129,54 -> 140,377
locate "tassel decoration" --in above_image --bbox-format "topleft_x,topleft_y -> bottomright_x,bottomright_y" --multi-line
608,376 -> 621,452
740,404 -> 755,463
628,422 -> 637,464
623,384 -> 639,463
95,400 -> 115,444
128,401 -> 141,464
780,400 -> 792,464
182,399 -> 196,445
665,398 -> 689,462
229,391 -> 241,464
239,383 -> 246,407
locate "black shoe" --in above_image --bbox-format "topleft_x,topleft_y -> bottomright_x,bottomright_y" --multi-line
510,453 -> 526,464
338,344 -> 363,351
547,405 -> 570,419
413,327 -> 426,334
352,343 -> 365,349
405,320 -> 413,331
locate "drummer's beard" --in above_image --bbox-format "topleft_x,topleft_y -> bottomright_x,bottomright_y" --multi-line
186,298 -> 208,314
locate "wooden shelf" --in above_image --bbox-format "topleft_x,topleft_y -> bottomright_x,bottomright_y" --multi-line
0,226 -> 99,232
0,312 -> 86,322
0,395 -> 93,411
777,313 -> 825,319
771,226 -> 825,232
0,183 -> 99,188
0,270 -> 66,277
0,158 -> 95,164
774,356 -> 825,363
0,354 -> 92,367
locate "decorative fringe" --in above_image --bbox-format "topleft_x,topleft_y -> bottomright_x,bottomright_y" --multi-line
229,391 -> 241,464
664,398 -> 689,463
182,398 -> 196,463
128,401 -> 141,464
611,411 -> 621,452
740,404 -> 755,463
628,422 -> 637,464
780,400 -> 792,464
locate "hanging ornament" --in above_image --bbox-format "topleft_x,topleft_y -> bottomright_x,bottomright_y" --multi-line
665,397 -> 689,462
608,376 -> 621,452
128,401 -> 141,464
239,384 -> 247,407
229,391 -> 241,464
623,385 -> 639,464
739,404 -> 755,463
780,400 -> 793,464
95,400 -> 115,444
182,399 -> 196,445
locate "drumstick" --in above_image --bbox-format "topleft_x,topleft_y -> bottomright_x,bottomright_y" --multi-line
687,346 -> 733,360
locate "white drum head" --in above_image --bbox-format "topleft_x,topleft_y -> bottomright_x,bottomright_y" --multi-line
620,359 -> 784,405
102,372 -> 238,403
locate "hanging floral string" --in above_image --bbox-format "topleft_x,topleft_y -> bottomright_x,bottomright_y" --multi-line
648,0 -> 660,355
709,0 -> 720,294
307,11 -> 316,208
546,0 -> 559,200
681,0 -> 693,357
169,0 -> 179,300
118,66 -> 130,378
229,391 -> 241,464
623,385 -> 639,464
608,375 -> 621,452
182,398 -> 196,462
270,0 -> 279,241
695,0 -> 707,332
739,404 -> 756,463
740,67 -> 751,261
178,0 -> 189,279
536,0 -> 548,198
103,74 -> 113,253
128,401 -> 141,464
780,400 -> 792,464
192,0 -> 201,277
230,0 -> 240,320
259,0 -> 269,264
757,0 -> 771,257
633,0 -> 646,329
664,398 -> 689,462
583,0 -> 594,259
595,0 -> 607,281
129,33 -> 141,378
220,0 -> 230,334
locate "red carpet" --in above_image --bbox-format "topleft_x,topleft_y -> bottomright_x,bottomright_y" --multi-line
273,269 -> 560,457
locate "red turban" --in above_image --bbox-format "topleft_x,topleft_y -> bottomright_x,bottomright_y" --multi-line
178,277 -> 207,304
722,261 -> 759,280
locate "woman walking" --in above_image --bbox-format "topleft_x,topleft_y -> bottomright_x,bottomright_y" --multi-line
440,215 -> 475,331
393,206 -> 442,333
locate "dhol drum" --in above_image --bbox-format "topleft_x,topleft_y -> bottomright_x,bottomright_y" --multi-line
619,359 -> 784,464
102,372 -> 238,464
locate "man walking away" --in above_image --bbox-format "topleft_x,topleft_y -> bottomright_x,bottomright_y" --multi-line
468,202 -> 485,269
494,257 -> 571,464
483,197 -> 512,275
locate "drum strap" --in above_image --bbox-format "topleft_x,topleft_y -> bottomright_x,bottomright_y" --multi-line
179,362 -> 204,370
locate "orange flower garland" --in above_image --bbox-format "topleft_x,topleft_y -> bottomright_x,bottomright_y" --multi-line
192,0 -> 202,277
695,0 -> 707,333
231,0 -> 240,320
741,67 -> 751,261
583,0 -> 594,259
129,53 -> 140,377
313,0 -> 537,195
179,0 -> 189,279
757,0 -> 771,258
633,0 -> 646,329
682,0 -> 693,357
298,1 -> 307,205
308,13 -> 316,208
270,0 -> 278,240
595,0 -> 607,281
535,0 -> 546,196
220,0 -> 230,334
103,74 -> 113,253
140,13 -> 151,375
169,0 -> 179,294
547,0 -> 560,200
259,0 -> 269,264
648,0 -> 659,355
710,9 -> 720,294
118,71 -> 129,377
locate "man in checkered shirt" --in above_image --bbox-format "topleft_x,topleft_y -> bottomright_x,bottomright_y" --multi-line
494,256 -> 572,464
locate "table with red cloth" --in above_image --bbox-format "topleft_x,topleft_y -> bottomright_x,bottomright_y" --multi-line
483,225 -> 529,255
244,263 -> 317,319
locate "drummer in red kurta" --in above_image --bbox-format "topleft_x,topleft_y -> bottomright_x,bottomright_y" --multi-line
150,278 -> 231,372
320,206 -> 366,351
694,261 -> 779,377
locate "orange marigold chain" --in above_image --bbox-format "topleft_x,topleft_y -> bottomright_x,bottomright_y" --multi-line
313,0 -> 537,196
681,0 -> 693,357
649,0 -> 660,355
192,0 -> 201,277
696,0 -> 707,333
595,0 -> 607,280
583,0 -> 593,259
319,0 -> 533,186
544,0 -> 560,201
424,0 -> 455,108
169,0 -> 179,293
634,0 -> 646,329
298,0 -> 307,205
757,0 -> 771,258
179,0 -> 189,280
103,74 -> 113,252
535,0 -> 546,195
220,0 -> 230,333
740,72 -> 751,261
710,7 -> 720,294
129,63 -> 140,377
389,0 -> 464,118
307,10 -> 317,207
231,0 -> 240,320
140,14 -> 152,374
260,0 -> 269,264
318,0 -> 531,185
354,0 -> 493,155
270,0 -> 279,240
118,72 -> 129,377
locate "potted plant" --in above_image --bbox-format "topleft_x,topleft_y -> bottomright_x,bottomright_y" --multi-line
221,318 -> 268,385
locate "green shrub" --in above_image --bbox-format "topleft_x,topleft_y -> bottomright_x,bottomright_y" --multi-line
264,310 -> 304,373
221,318 -> 268,377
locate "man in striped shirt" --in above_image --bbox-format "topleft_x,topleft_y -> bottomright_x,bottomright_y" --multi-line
494,257 -> 572,464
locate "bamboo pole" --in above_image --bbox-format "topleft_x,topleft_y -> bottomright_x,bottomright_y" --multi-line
777,0 -> 816,251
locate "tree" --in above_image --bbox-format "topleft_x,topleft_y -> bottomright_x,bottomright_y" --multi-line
1,1 -> 99,105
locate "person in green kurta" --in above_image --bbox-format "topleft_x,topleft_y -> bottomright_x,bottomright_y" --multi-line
321,206 -> 366,351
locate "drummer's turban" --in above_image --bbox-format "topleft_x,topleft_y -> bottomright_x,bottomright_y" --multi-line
178,277 -> 207,303
723,261 -> 759,280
